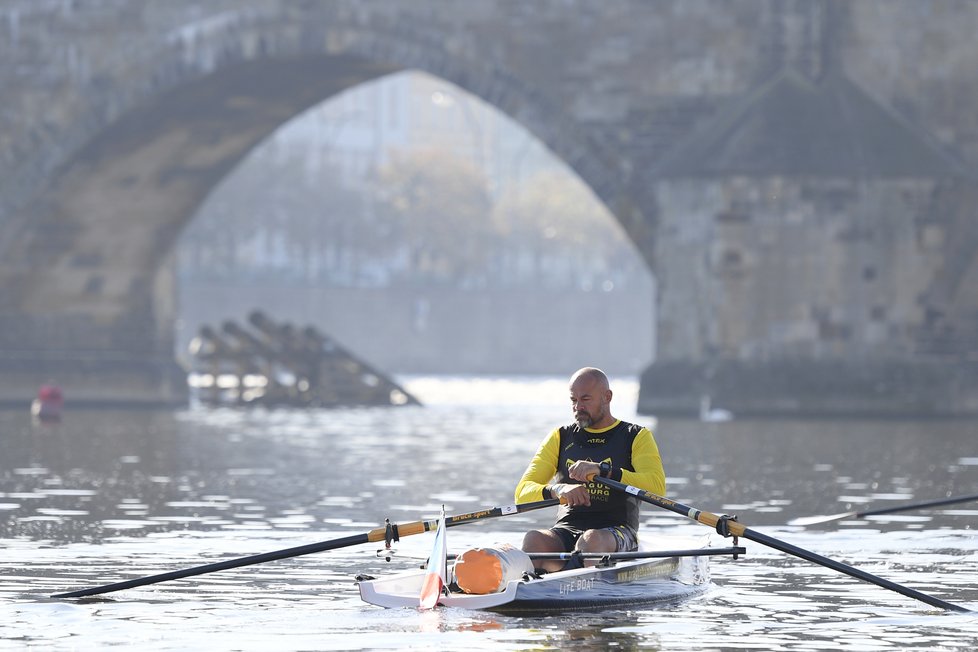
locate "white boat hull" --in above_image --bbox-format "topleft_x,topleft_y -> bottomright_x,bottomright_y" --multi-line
358,544 -> 714,613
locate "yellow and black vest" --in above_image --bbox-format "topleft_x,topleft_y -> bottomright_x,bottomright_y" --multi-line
554,420 -> 642,531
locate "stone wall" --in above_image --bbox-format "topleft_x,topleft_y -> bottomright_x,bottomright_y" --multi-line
654,177 -> 942,363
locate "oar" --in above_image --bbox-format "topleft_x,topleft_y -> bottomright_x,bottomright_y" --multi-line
593,476 -> 971,613
789,492 -> 978,526
51,498 -> 560,599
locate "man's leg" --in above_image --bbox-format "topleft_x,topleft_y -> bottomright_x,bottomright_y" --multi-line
522,527 -> 575,572
574,526 -> 638,565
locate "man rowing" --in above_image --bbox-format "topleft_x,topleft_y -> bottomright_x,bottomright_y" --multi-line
514,367 -> 665,571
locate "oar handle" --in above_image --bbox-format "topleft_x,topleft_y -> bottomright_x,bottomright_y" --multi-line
593,476 -> 971,613
394,497 -> 561,538
446,497 -> 561,527
587,474 -> 747,536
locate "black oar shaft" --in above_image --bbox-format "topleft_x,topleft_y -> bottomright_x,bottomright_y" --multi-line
791,491 -> 978,525
51,532 -> 376,599
594,477 -> 970,613
445,498 -> 560,527
742,527 -> 968,612
856,492 -> 978,518
52,498 -> 560,599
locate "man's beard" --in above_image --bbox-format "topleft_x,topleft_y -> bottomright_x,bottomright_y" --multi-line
575,412 -> 592,428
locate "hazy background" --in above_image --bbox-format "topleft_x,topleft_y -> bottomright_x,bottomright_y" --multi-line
175,70 -> 654,377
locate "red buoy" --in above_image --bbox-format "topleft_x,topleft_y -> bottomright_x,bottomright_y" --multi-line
31,384 -> 64,422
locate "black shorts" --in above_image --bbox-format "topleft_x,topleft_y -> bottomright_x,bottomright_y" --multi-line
550,523 -> 639,552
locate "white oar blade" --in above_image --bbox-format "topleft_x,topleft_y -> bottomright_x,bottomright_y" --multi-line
788,511 -> 855,526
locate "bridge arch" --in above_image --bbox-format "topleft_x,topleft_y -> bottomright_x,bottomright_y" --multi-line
0,10 -> 642,374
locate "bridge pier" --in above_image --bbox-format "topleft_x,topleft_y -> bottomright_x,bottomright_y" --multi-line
0,299 -> 187,409
639,358 -> 978,418
0,352 -> 187,409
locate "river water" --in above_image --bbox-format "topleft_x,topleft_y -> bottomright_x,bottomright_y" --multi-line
1,376 -> 976,650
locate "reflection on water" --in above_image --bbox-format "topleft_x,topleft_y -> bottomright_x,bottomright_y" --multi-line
1,376 -> 977,650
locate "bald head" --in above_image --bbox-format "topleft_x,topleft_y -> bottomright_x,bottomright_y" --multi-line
570,367 -> 610,390
569,367 -> 614,429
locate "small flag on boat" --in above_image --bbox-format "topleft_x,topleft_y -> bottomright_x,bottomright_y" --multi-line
419,505 -> 448,609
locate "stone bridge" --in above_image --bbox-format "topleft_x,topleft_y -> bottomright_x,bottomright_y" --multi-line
1,0 -> 976,414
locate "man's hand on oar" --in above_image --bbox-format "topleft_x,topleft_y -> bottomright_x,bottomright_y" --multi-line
591,475 -> 972,613
788,492 -> 978,526
51,497 -> 560,600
